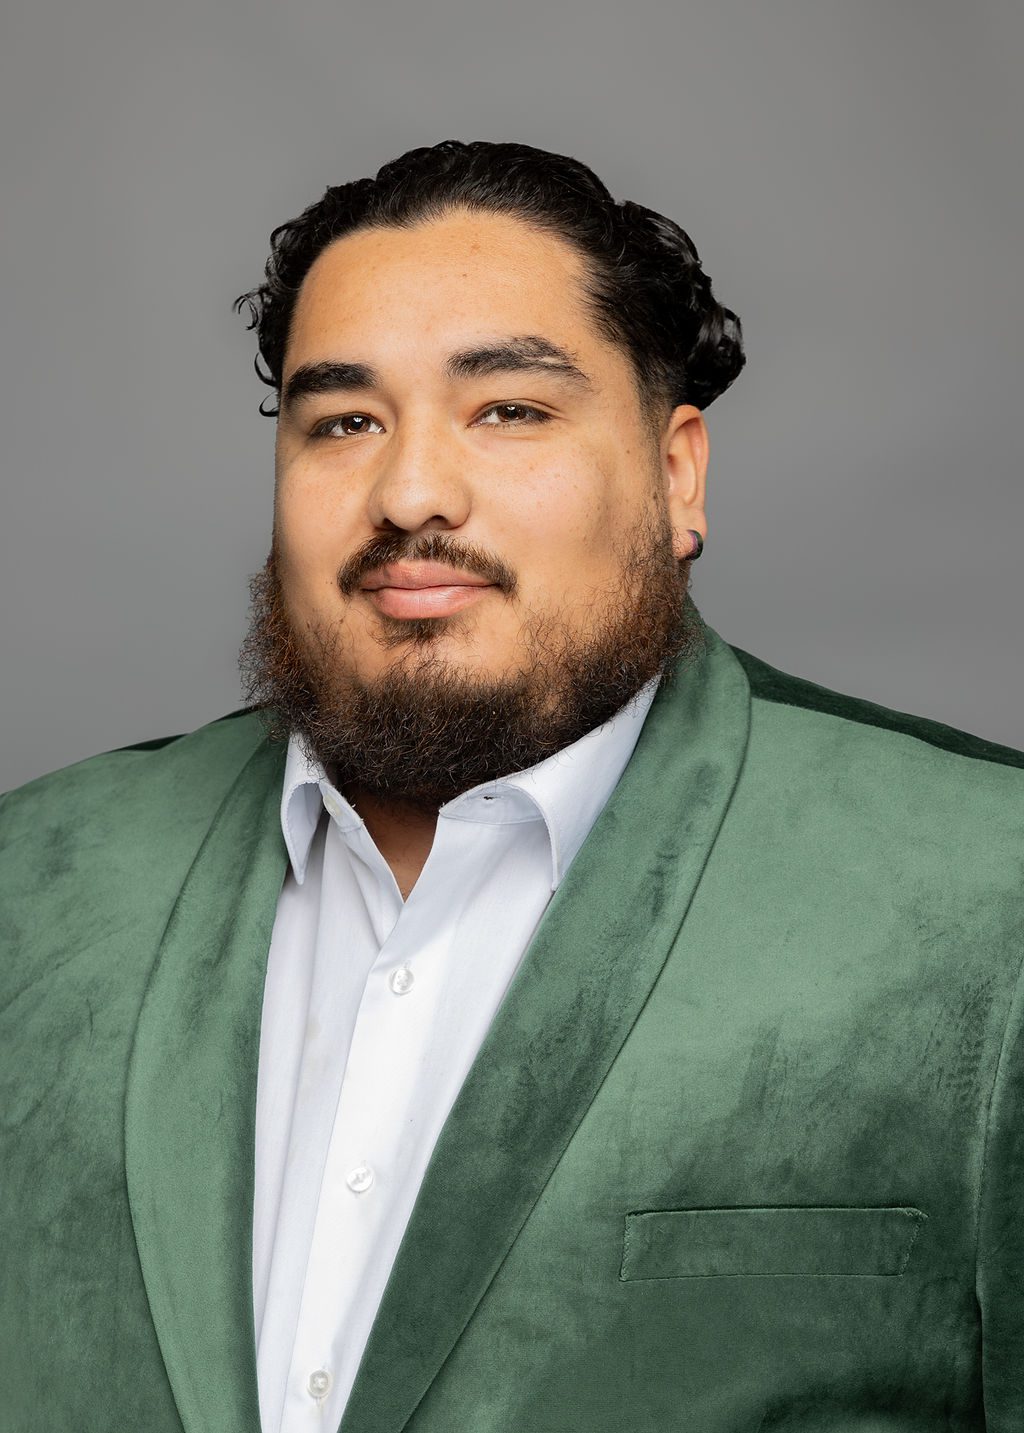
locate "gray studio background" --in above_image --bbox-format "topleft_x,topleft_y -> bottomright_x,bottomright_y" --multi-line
2,0 -> 1021,792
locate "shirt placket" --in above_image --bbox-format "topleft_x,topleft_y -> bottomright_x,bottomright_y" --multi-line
279,817 -> 482,1430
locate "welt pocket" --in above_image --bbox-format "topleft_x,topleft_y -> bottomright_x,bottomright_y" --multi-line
619,1205 -> 927,1281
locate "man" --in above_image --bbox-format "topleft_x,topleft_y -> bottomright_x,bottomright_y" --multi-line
2,139 -> 1022,1433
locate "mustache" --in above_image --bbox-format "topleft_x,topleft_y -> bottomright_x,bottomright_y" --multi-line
338,529 -> 518,597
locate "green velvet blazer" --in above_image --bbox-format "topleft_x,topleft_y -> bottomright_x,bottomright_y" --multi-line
3,618 -> 1024,1433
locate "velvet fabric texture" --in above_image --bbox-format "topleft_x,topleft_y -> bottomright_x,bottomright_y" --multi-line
2,611 -> 1024,1433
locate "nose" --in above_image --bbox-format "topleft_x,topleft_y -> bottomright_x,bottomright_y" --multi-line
365,414 -> 473,534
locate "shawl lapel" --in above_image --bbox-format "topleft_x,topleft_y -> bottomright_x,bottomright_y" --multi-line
124,734 -> 289,1433
339,622 -> 751,1433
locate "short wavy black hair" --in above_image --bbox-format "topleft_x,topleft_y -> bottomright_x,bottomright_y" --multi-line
233,139 -> 745,434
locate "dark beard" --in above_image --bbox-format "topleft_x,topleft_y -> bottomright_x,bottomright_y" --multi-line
237,501 -> 705,814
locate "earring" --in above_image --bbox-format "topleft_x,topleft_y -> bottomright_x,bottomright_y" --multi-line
686,529 -> 704,561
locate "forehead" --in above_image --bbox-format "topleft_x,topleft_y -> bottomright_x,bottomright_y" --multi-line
285,209 -> 606,370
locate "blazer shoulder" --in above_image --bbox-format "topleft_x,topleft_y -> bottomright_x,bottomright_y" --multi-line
102,703 -> 260,755
0,705 -> 273,832
729,640 -> 1024,775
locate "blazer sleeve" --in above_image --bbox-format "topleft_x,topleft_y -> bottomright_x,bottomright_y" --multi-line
977,944 -> 1024,1429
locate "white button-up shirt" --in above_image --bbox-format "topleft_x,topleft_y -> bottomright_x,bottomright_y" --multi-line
252,674 -> 662,1433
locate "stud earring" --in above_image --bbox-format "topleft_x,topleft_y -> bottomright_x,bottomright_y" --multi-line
686,529 -> 704,561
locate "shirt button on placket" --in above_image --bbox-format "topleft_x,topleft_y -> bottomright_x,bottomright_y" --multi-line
390,965 -> 415,995
346,1163 -> 375,1194
307,1367 -> 332,1400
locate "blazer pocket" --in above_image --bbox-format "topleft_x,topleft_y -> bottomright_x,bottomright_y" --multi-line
620,1205 -> 927,1281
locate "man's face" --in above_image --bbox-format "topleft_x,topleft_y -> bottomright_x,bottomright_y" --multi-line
240,207 -> 709,810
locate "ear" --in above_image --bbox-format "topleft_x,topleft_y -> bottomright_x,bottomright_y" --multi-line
660,405 -> 709,560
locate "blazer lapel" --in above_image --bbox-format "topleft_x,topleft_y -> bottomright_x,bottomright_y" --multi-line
340,619 -> 752,1433
125,734 -> 289,1433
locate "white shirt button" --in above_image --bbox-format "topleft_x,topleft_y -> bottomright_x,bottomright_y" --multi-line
390,966 -> 415,995
346,1163 -> 375,1193
307,1368 -> 332,1399
323,794 -> 343,822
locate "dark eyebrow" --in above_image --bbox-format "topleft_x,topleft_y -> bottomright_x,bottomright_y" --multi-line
444,335 -> 593,388
281,334 -> 594,412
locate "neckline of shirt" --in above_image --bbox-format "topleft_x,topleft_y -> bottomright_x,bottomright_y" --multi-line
280,674 -> 662,893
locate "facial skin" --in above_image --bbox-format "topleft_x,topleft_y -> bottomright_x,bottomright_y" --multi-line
239,208 -> 709,887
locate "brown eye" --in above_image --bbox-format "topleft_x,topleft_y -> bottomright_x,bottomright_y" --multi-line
311,414 -> 384,439
477,403 -> 552,426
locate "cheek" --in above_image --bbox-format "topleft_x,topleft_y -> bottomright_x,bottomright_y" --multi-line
506,454 -> 617,540
571,465 -> 625,540
276,463 -> 358,562
272,529 -> 339,633
497,465 -> 622,598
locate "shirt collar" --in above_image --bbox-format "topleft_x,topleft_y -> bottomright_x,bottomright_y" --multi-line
280,674 -> 662,893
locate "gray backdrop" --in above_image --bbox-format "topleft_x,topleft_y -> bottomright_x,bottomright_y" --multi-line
2,0 -> 1021,793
